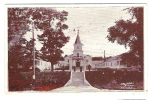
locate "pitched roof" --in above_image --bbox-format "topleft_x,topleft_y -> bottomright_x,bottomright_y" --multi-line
74,33 -> 82,44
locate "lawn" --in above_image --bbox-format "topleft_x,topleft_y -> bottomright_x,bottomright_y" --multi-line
85,68 -> 143,90
8,70 -> 71,91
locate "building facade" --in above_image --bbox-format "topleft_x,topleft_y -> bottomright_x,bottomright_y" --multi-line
104,55 -> 125,69
55,33 -> 93,72
55,33 -> 125,71
35,59 -> 51,71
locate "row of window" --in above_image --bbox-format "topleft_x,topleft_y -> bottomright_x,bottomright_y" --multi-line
67,59 -> 89,63
95,64 -> 102,66
35,60 -> 50,66
105,61 -> 120,66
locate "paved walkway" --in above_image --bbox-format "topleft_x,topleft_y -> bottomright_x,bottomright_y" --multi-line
50,72 -> 102,92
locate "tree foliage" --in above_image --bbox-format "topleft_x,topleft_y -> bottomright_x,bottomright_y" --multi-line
8,38 -> 27,69
31,7 -> 69,71
8,7 -> 69,71
8,38 -> 39,71
107,7 -> 143,69
38,25 -> 69,71
8,8 -> 31,48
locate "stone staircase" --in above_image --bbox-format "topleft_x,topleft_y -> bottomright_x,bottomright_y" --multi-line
65,72 -> 90,87
50,71 -> 102,92
72,72 -> 84,83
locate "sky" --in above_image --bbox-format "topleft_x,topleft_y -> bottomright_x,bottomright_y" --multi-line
25,7 -> 132,57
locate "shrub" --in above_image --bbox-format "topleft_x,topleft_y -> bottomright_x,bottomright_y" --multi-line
85,69 -> 143,87
8,69 -> 31,91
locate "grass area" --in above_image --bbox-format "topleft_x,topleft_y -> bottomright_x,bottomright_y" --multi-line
85,68 -> 143,90
8,70 -> 71,91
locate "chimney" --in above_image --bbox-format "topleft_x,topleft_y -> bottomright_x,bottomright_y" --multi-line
104,50 -> 105,62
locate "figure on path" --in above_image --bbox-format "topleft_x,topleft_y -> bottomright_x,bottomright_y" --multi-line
88,64 -> 91,72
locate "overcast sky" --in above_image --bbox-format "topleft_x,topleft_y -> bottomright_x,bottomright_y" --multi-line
25,7 -> 132,57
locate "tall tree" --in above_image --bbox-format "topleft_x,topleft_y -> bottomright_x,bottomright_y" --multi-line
38,25 -> 69,71
107,7 -> 143,70
31,8 -> 70,71
8,7 -> 33,70
8,7 -> 59,70
8,7 -> 69,71
8,8 -> 31,49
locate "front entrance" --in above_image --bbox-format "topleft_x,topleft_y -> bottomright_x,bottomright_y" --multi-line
76,61 -> 80,67
75,61 -> 83,72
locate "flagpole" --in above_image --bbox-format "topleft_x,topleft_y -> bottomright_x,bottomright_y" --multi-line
32,22 -> 35,80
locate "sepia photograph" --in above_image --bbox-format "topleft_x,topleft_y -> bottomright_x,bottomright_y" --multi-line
6,4 -> 147,93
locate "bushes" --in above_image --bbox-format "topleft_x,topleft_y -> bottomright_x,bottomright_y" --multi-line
55,66 -> 69,71
8,70 -> 31,91
85,68 -> 143,87
33,71 -> 71,87
9,70 -> 71,91
115,70 -> 143,83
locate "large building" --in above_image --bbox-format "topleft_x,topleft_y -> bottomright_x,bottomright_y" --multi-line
55,32 -> 126,72
55,33 -> 92,72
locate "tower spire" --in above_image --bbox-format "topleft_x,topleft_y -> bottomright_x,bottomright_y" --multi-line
74,29 -> 82,44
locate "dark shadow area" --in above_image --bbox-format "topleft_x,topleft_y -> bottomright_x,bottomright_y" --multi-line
8,69 -> 70,91
85,68 -> 143,90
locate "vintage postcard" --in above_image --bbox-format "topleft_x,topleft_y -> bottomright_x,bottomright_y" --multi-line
5,4 -> 148,96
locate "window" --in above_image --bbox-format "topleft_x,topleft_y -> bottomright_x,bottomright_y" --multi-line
111,62 -> 112,66
77,46 -> 79,49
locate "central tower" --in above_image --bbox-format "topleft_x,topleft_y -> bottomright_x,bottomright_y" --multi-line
73,32 -> 83,57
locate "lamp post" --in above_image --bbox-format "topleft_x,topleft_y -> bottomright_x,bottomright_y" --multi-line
32,22 -> 35,80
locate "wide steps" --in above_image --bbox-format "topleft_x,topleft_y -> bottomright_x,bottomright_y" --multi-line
71,72 -> 84,83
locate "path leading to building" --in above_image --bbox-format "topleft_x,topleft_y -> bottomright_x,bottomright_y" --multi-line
50,72 -> 102,92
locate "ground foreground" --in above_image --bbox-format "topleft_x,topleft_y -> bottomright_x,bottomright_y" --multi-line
8,68 -> 143,92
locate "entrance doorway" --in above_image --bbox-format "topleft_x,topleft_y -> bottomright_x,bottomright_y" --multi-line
76,61 -> 80,67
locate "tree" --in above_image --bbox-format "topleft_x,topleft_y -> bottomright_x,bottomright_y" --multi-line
8,38 -> 27,70
107,7 -> 143,69
8,7 -> 69,71
8,8 -> 33,70
38,28 -> 69,71
23,38 -> 37,70
8,8 -> 32,49
35,9 -> 69,71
